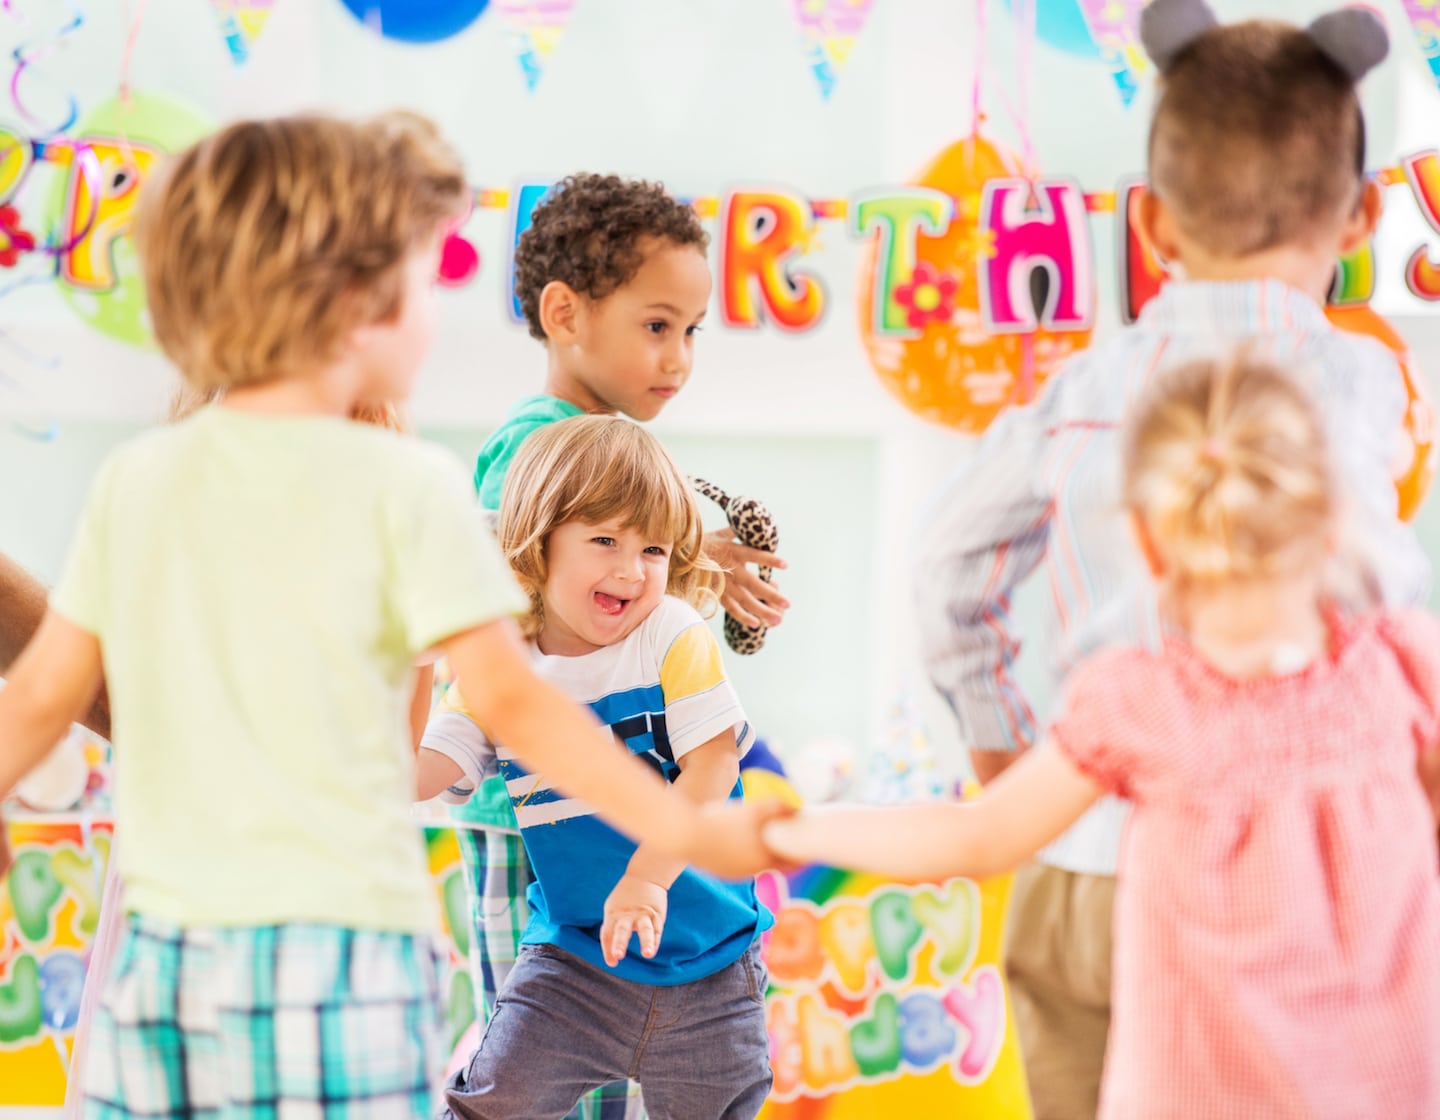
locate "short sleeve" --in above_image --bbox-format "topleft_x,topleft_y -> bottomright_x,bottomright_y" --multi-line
49,456 -> 118,638
1375,609 -> 1440,755
656,601 -> 752,761
389,447 -> 529,656
475,416 -> 552,511
1049,649 -> 1142,798
420,709 -> 498,804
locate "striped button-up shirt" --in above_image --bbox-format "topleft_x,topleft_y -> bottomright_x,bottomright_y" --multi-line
915,279 -> 1431,875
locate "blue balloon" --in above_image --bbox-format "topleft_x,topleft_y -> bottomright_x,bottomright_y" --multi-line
1002,0 -> 1101,58
337,0 -> 490,44
38,952 -> 86,1032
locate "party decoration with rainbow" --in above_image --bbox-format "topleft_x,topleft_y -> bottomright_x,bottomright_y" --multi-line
496,0 -> 577,92
209,0 -> 277,66
787,0 -> 877,100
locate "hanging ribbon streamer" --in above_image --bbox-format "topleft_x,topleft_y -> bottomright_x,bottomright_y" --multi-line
1074,0 -> 1150,107
208,0 -> 276,66
971,0 -> 987,133
1400,0 -> 1440,90
8,3 -> 85,138
495,0 -> 577,92
786,0 -> 878,100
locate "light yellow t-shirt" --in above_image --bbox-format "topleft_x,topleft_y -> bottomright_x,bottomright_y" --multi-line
50,407 -> 528,931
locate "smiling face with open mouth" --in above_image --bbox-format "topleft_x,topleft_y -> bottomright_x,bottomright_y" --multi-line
538,517 -> 673,656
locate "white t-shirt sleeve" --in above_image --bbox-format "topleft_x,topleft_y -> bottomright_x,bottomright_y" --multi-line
420,709 -> 499,804
654,599 -> 754,762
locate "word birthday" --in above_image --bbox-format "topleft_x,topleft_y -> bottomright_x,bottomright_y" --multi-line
755,873 -> 1005,1101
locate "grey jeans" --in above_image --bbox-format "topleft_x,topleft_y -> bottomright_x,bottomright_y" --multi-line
442,941 -> 772,1120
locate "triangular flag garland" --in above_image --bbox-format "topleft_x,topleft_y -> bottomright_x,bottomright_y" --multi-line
1075,0 -> 1150,107
1400,0 -> 1440,90
210,0 -> 276,66
495,0 -> 576,92
788,0 -> 877,100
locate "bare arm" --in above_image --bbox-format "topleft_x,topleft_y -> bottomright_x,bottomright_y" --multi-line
764,740 -> 1102,882
415,745 -> 464,801
602,733 -> 741,965
0,553 -> 111,739
0,611 -> 105,877
970,747 -> 1025,785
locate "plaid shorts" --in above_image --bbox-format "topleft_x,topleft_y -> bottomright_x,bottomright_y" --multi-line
80,915 -> 446,1119
457,827 -> 644,1120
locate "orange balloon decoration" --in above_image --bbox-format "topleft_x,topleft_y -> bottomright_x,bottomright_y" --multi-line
1324,304 -> 1437,521
856,134 -> 1094,432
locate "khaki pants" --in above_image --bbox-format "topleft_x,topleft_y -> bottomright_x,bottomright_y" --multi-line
1003,863 -> 1116,1120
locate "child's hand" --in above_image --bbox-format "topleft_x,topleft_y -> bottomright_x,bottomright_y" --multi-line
685,797 -> 796,881
704,529 -> 790,630
601,873 -> 669,966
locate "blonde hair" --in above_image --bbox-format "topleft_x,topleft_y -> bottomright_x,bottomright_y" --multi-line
1122,354 -> 1333,582
134,111 -> 468,393
498,415 -> 722,637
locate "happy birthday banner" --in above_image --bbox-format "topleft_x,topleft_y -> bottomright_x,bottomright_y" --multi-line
753,866 -> 1031,1116
4,107 -> 1440,429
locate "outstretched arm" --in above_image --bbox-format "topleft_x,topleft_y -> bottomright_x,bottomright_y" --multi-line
764,741 -> 1102,882
0,611 -> 105,877
0,554 -> 110,739
439,618 -> 784,879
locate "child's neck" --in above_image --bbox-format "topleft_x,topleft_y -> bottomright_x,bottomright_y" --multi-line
1178,572 -> 1328,679
222,368 -> 359,417
543,357 -> 614,416
1174,243 -> 1337,306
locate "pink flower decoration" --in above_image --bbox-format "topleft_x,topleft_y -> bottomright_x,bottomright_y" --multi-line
0,205 -> 36,269
893,261 -> 958,330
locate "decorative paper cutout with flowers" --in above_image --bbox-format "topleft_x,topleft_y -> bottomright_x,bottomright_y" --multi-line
893,262 -> 958,330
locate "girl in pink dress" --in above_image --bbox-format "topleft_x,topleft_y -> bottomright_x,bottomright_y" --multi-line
766,353 -> 1440,1118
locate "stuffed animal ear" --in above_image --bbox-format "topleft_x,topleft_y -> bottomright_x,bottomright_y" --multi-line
1308,8 -> 1389,82
1139,0 -> 1219,72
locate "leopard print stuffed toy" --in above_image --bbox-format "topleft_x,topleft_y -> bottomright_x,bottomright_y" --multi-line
691,477 -> 779,655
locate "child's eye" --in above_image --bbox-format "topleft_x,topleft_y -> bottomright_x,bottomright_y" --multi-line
591,536 -> 615,547
644,545 -> 669,557
685,324 -> 703,337
645,321 -> 667,335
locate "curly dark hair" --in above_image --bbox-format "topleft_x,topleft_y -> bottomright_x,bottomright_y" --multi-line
514,173 -> 709,342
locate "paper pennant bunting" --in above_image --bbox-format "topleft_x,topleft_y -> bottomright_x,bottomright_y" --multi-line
788,0 -> 877,100
496,0 -> 576,92
210,0 -> 276,66
1075,0 -> 1150,108
1400,0 -> 1440,90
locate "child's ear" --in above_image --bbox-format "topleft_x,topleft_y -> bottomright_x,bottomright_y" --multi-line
1136,187 -> 1181,269
539,281 -> 582,343
1338,178 -> 1383,256
1128,510 -> 1167,579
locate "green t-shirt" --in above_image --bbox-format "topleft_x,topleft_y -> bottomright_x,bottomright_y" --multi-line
473,394 -> 585,511
51,407 -> 528,929
455,393 -> 585,829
